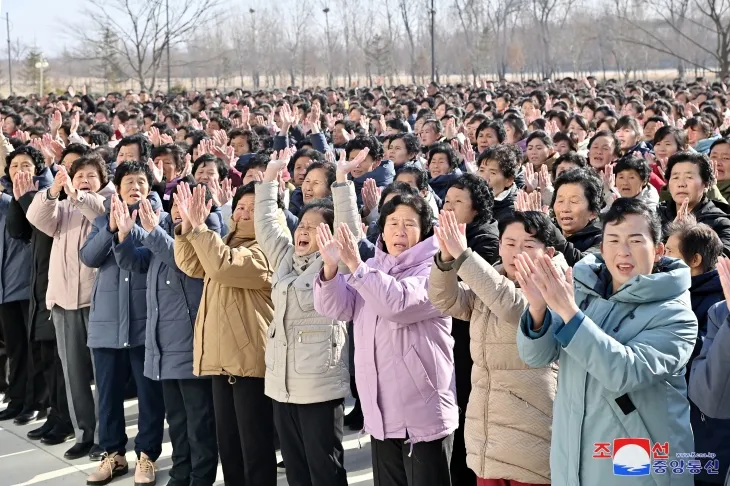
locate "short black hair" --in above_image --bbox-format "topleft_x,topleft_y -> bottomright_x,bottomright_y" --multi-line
298,199 -> 335,230
602,197 -> 662,245
614,155 -> 651,183
192,154 -> 229,181
88,130 -> 111,147
244,152 -> 270,173
526,130 -> 554,148
152,143 -> 185,173
288,148 -> 324,173
60,143 -> 91,164
588,130 -> 622,157
551,151 -> 588,179
169,178 -> 212,205
232,182 -> 257,210
386,118 -> 410,133
653,125 -> 687,150
92,122 -> 114,140
5,145 -> 45,177
378,194 -> 434,248
228,128 -> 261,153
498,211 -> 560,248
427,143 -> 458,171
304,161 -> 337,188
665,151 -> 714,185
345,135 -> 385,162
379,181 -> 419,210
115,134 -> 152,161
665,220 -> 723,273
69,153 -> 109,187
447,173 -> 494,225
390,133 -> 421,157
395,165 -> 430,191
113,160 -> 153,188
503,114 -> 528,141
552,168 -> 603,214
475,120 -> 506,143
552,132 -> 578,152
478,144 -> 519,179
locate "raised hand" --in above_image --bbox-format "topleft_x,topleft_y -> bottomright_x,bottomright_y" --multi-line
148,158 -> 164,183
317,222 -> 342,274
49,165 -> 69,199
70,111 -> 80,134
717,258 -> 730,311
181,154 -> 192,177
49,110 -> 63,136
361,178 -> 381,217
529,253 -> 578,322
538,164 -> 552,191
336,147 -> 370,182
602,164 -> 616,194
524,163 -> 539,193
113,195 -> 137,242
241,106 -> 251,129
336,223 -> 362,273
12,171 -> 38,200
675,197 -> 691,222
444,118 -> 457,139
514,253 -> 549,325
188,184 -> 212,228
160,133 -> 174,145
138,198 -> 161,232
213,129 -> 228,148
212,144 -> 237,168
434,210 -> 468,261
264,148 -> 294,183
149,126 -> 162,147
279,103 -> 297,133
309,104 -> 322,134
172,182 -> 193,234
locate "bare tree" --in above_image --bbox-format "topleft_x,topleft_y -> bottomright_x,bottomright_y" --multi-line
529,0 -> 576,78
73,0 -> 221,90
398,0 -> 419,83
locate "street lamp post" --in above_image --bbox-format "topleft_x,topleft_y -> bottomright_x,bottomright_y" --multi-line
323,7 -> 332,87
166,0 -> 171,93
429,0 -> 435,82
250,8 -> 258,89
34,56 -> 49,98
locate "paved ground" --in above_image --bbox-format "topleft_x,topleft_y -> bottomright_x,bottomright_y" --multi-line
0,396 -> 374,486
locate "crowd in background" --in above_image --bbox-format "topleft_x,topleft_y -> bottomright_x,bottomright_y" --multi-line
0,76 -> 728,486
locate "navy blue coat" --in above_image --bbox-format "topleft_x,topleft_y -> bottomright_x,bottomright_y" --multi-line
80,193 -> 162,349
351,160 -> 395,208
0,186 -> 30,304
428,169 -> 462,201
115,212 -> 223,380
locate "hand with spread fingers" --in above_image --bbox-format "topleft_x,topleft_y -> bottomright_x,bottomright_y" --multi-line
139,198 -> 161,233
172,182 -> 193,234
336,223 -> 362,273
336,147 -> 370,183
434,210 -> 468,262
113,195 -> 137,243
317,223 -> 342,281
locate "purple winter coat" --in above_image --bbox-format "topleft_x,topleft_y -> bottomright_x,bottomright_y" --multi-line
313,236 -> 458,445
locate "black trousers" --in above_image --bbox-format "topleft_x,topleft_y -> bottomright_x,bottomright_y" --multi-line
451,408 -> 476,486
0,301 -> 29,407
163,378 -> 219,486
371,432 -> 454,486
273,398 -> 348,486
40,340 -> 72,431
211,376 -> 276,486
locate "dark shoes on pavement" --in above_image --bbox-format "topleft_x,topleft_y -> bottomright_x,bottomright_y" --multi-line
65,442 -> 95,460
13,408 -> 47,426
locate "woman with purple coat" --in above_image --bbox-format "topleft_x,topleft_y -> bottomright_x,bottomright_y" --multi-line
313,193 -> 458,486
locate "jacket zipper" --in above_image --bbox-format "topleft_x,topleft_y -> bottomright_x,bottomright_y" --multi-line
297,330 -> 326,342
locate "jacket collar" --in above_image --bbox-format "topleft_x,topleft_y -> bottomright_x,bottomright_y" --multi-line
373,235 -> 438,273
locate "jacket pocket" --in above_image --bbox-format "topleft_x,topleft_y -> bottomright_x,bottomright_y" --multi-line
265,325 -> 276,371
294,325 -> 332,374
224,301 -> 251,350
403,346 -> 437,402
293,281 -> 315,312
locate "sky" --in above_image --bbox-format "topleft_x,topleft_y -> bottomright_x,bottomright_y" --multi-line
3,0 -> 87,56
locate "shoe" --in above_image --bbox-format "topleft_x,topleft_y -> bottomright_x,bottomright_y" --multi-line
64,442 -> 93,460
344,400 -> 364,430
40,427 -> 74,445
13,408 -> 47,426
0,403 -> 23,421
134,452 -> 156,485
89,444 -> 105,462
87,452 -> 129,485
27,420 -> 55,440
277,461 -> 286,473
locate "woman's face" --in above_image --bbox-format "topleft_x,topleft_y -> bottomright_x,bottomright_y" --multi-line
710,142 -> 730,181
554,182 -> 595,236
349,149 -> 377,178
503,122 -> 517,144
601,213 -> 663,290
443,187 -> 478,225
293,210 -> 327,256
668,161 -> 707,209
293,156 -> 313,186
349,108 -> 361,123
526,138 -> 551,166
687,126 -> 705,146
382,204 -> 422,257
8,154 -> 36,181
232,193 -> 256,222
60,152 -> 82,169
653,135 -> 679,161
476,128 -> 499,152
156,153 -> 179,181
581,106 -> 595,121
428,153 -> 452,178
555,140 -> 572,155
230,135 -> 250,157
435,104 -> 447,119
643,121 -> 658,141
72,165 -> 102,193
615,169 -> 644,198
301,168 -> 330,204
499,222 -> 549,281
117,172 -> 150,205
616,126 -> 638,151
588,135 -> 616,170
419,123 -> 439,147
388,138 -> 412,166
478,159 -> 510,195
193,161 -> 220,185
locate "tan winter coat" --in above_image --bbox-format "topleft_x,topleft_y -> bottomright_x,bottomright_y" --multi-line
174,219 -> 275,378
26,184 -> 115,310
428,248 -> 560,484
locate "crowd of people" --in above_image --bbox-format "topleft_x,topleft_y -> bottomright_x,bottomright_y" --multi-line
0,76 -> 728,486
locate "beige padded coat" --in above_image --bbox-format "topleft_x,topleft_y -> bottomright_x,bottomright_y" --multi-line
428,248 -> 560,484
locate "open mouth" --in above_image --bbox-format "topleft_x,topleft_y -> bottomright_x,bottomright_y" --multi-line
296,236 -> 310,249
616,263 -> 635,274
559,216 -> 574,226
78,183 -> 91,191
391,242 -> 408,251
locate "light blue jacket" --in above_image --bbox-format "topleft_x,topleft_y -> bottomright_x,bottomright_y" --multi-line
517,254 -> 697,486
